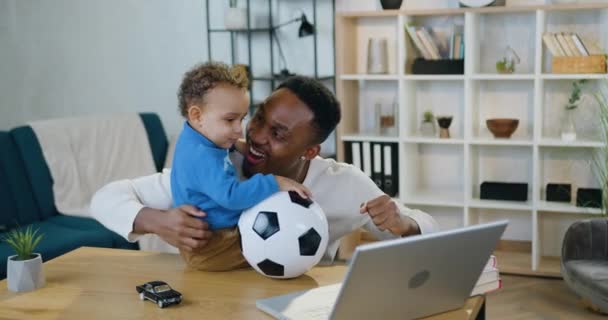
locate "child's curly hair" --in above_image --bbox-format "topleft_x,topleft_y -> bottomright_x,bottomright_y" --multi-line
178,62 -> 249,117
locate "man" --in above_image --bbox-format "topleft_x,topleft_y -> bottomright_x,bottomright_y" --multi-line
91,76 -> 438,264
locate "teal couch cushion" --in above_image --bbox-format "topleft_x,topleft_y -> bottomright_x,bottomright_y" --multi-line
0,163 -> 18,232
0,221 -> 115,279
0,131 -> 41,227
9,126 -> 57,220
10,113 -> 167,221
48,215 -> 138,250
140,113 -> 168,172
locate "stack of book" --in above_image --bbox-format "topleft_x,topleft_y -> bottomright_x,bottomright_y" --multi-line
542,32 -> 603,57
471,255 -> 501,296
405,24 -> 464,60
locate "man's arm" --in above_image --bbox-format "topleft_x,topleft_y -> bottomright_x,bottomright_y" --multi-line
360,195 -> 439,240
344,166 -> 439,239
90,170 -> 212,251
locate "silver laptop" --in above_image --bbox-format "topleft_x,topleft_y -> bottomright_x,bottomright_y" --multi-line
256,220 -> 507,320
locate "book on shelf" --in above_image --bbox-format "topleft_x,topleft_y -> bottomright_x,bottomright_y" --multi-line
555,33 -> 575,56
564,33 -> 582,56
416,28 -> 441,60
571,34 -> 589,56
542,33 -> 564,57
405,24 -> 464,61
545,32 -> 600,57
450,24 -> 464,60
405,24 -> 433,60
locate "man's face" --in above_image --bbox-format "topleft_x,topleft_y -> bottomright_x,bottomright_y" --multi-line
243,88 -> 317,178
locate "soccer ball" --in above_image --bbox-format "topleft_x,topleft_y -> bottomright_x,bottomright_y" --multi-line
238,191 -> 329,279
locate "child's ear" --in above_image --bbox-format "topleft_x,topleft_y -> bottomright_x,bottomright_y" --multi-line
187,105 -> 203,123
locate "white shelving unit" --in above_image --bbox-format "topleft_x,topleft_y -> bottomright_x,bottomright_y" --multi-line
335,3 -> 608,277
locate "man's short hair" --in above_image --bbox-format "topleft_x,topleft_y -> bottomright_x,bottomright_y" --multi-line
277,76 -> 341,144
177,62 -> 249,117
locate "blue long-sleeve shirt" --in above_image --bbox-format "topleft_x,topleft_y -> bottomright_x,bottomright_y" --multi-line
171,122 -> 279,229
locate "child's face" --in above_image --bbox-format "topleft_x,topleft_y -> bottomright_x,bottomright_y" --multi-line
189,84 -> 249,149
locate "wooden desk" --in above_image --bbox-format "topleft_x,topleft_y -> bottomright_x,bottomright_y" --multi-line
0,247 -> 485,319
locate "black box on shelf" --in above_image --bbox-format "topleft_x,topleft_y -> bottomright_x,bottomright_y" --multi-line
546,183 -> 571,203
480,182 -> 528,202
576,188 -> 602,208
411,58 -> 464,75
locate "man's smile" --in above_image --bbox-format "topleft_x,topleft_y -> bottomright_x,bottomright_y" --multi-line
246,145 -> 266,165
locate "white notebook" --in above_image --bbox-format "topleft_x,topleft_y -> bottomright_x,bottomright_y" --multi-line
256,283 -> 342,320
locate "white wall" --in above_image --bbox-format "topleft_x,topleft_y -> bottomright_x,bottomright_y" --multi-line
0,0 -> 209,139
1,0 -> 571,140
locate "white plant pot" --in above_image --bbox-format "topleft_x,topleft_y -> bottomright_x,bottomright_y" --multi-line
7,253 -> 45,292
224,8 -> 248,30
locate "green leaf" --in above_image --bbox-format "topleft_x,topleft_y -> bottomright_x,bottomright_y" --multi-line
2,225 -> 44,260
592,79 -> 608,216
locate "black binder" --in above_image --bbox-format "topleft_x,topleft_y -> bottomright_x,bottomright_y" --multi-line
371,142 -> 384,190
344,141 -> 363,171
382,143 -> 399,197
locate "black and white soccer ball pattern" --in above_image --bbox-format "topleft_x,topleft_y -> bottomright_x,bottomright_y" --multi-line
238,191 -> 329,279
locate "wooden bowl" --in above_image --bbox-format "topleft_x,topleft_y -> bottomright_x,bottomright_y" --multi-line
486,118 -> 519,138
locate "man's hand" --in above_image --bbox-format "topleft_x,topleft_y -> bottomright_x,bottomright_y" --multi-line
359,195 -> 421,237
134,205 -> 213,252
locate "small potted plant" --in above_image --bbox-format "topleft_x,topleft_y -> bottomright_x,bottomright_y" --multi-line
495,46 -> 520,74
4,226 -> 45,292
561,79 -> 587,142
224,0 -> 248,30
419,110 -> 436,137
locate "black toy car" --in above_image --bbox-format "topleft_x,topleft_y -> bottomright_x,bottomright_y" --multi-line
136,281 -> 182,308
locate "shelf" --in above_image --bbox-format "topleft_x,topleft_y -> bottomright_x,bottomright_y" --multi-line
402,75 -> 464,81
336,3 -> 608,278
471,74 -> 535,80
541,73 -> 608,80
470,138 -> 533,146
403,190 -> 464,207
341,134 -> 399,143
338,3 -> 608,19
208,28 -> 272,33
339,74 -> 399,81
403,136 -> 464,145
253,75 -> 335,82
538,138 -> 604,148
468,198 -> 532,211
536,201 -> 603,215
338,10 -> 401,18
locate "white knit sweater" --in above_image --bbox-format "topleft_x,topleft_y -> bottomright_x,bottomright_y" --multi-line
91,153 -> 439,263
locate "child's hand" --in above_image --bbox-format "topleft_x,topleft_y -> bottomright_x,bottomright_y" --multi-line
275,176 -> 312,199
235,139 -> 247,154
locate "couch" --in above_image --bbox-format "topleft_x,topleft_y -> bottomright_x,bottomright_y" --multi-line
561,219 -> 608,313
0,113 -> 168,279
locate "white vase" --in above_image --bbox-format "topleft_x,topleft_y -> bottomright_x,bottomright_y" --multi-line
420,121 -> 436,137
561,108 -> 577,142
367,38 -> 388,74
7,253 -> 45,292
224,7 -> 248,30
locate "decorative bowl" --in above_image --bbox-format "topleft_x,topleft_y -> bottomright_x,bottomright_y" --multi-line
486,118 -> 519,138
